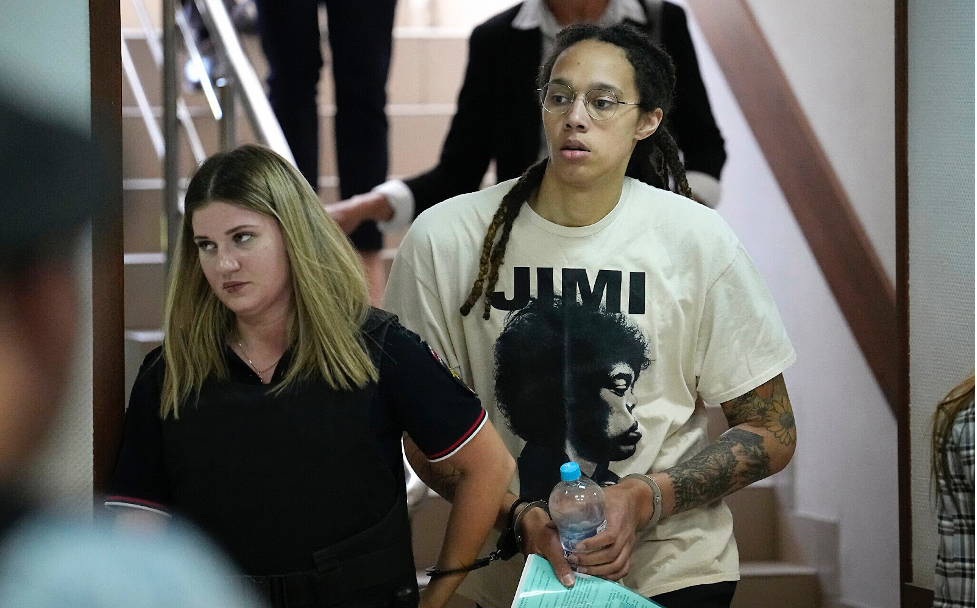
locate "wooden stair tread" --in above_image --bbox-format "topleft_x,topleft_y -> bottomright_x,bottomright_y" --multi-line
740,561 -> 818,576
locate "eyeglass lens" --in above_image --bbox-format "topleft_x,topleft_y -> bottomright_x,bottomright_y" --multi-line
541,83 -> 620,120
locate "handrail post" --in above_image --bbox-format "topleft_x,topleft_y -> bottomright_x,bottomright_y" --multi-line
162,0 -> 181,271
219,82 -> 236,151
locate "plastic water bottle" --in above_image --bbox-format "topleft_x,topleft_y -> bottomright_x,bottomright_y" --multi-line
548,462 -> 607,556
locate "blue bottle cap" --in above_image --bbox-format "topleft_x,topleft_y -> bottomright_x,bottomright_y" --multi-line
560,462 -> 581,482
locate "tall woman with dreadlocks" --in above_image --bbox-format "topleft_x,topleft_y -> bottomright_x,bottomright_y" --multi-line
386,23 -> 797,608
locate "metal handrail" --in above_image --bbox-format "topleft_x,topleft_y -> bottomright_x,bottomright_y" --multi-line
156,0 -> 293,263
190,0 -> 293,160
124,0 -> 206,164
174,7 -> 222,121
121,38 -> 165,158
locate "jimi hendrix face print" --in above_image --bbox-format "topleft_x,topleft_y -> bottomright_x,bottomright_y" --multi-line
493,296 -> 651,499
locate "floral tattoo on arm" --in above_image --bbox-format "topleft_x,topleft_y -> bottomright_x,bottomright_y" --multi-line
669,375 -> 795,513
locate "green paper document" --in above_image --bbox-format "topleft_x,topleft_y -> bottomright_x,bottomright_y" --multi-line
511,555 -> 664,608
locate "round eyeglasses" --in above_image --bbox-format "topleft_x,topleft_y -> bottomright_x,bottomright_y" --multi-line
538,82 -> 641,121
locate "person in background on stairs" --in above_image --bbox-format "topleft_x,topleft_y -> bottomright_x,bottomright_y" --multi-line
106,144 -> 514,608
326,0 -> 726,251
384,23 -> 797,608
0,95 -> 255,608
253,0 -> 398,304
931,374 -> 975,608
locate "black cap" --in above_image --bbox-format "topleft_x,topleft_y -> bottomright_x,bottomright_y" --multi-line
0,96 -> 109,256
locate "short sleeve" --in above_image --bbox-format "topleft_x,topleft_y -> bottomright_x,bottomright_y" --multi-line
377,321 -> 486,462
104,349 -> 172,516
695,244 -> 796,404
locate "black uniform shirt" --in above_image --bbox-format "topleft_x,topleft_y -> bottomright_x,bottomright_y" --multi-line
106,312 -> 485,574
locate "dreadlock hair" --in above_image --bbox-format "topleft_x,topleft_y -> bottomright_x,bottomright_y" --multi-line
460,22 -> 693,320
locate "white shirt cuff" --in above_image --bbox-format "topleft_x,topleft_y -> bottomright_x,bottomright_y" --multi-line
686,171 -> 722,209
374,180 -> 415,234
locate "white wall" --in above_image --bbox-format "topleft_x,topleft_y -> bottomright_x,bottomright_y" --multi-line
683,2 -> 899,606
397,0 -> 520,29
0,0 -> 95,514
744,0 -> 896,284
907,0 -> 975,590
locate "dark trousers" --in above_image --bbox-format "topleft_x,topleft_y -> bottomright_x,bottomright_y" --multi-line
254,0 -> 397,251
650,581 -> 737,607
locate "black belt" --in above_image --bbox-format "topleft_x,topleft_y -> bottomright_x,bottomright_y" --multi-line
235,571 -> 325,608
235,569 -> 418,608
238,492 -> 418,608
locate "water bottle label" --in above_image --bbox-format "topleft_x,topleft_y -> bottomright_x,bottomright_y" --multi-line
560,520 -> 607,554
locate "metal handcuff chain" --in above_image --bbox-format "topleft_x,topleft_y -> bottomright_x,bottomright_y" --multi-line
425,499 -> 549,578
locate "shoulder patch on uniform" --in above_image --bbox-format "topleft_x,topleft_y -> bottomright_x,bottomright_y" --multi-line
426,344 -> 477,395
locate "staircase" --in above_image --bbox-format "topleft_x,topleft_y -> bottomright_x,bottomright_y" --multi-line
121,16 -> 831,608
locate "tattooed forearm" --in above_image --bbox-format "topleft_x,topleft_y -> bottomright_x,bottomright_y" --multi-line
722,374 -> 796,447
404,438 -> 462,502
664,376 -> 795,516
668,429 -> 771,512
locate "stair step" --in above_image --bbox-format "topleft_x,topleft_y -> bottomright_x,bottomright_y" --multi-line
740,561 -> 818,576
121,30 -> 467,109
124,185 -> 165,253
726,484 -> 778,561
121,108 -> 451,183
733,562 -> 820,608
124,257 -> 166,331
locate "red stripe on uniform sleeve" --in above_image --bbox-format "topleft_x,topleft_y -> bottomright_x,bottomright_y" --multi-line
103,496 -> 170,513
426,409 -> 487,461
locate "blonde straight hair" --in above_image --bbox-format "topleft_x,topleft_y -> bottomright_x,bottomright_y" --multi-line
160,144 -> 377,418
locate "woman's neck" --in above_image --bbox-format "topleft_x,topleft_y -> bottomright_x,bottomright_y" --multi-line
234,307 -> 290,355
531,169 -> 626,227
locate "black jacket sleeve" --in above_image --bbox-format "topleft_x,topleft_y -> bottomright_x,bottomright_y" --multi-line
104,348 -> 171,513
376,320 -> 486,462
402,19 -> 500,218
402,6 -> 542,218
660,1 -> 726,179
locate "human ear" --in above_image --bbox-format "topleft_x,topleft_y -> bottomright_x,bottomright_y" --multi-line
634,108 -> 663,141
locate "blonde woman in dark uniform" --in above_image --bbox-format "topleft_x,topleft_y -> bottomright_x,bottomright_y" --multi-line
107,144 -> 514,608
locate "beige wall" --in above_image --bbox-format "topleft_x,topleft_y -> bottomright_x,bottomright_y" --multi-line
746,0 -> 897,283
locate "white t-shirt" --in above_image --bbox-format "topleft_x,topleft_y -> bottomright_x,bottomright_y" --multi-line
385,177 -> 795,604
